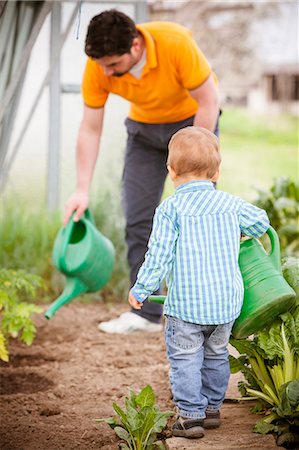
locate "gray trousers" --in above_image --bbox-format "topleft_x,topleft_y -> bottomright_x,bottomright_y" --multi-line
122,115 -> 219,323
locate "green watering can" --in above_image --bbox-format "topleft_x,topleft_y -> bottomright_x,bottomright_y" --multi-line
149,226 -> 296,339
45,209 -> 115,320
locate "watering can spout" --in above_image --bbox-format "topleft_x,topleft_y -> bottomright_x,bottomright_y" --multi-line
45,277 -> 87,320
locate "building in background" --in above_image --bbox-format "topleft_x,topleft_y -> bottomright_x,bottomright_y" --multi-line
149,0 -> 299,114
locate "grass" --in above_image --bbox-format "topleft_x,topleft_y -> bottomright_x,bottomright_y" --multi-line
0,196 -> 63,301
215,109 -> 298,200
164,109 -> 298,201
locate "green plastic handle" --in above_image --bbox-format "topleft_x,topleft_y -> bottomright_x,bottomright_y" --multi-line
148,295 -> 166,304
58,213 -> 76,273
83,208 -> 96,226
58,209 -> 95,273
266,226 -> 281,272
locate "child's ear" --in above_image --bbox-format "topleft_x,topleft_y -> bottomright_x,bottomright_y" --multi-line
211,169 -> 220,182
167,164 -> 177,180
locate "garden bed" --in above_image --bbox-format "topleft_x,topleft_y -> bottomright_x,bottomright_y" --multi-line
0,302 -> 278,450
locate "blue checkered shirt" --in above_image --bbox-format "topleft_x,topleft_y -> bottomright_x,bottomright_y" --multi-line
131,180 -> 270,324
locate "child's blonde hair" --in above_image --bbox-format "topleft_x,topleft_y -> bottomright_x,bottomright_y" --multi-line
168,126 -> 221,179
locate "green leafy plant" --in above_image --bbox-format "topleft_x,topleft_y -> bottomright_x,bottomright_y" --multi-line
282,257 -> 299,299
0,269 -> 45,362
96,385 -> 173,450
254,177 -> 299,257
229,259 -> 299,448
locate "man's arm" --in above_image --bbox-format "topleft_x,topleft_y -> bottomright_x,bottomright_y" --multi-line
64,105 -> 104,225
189,74 -> 220,132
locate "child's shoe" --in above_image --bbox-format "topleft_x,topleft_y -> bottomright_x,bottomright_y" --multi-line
172,416 -> 204,438
203,410 -> 221,429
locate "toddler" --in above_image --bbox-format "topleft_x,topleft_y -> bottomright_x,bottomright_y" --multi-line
128,126 -> 269,438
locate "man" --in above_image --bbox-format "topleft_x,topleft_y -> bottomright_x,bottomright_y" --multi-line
64,9 -> 220,334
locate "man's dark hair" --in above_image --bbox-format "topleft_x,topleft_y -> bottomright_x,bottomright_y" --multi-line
85,9 -> 138,58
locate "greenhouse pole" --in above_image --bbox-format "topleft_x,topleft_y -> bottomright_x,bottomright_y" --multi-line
47,1 -> 61,211
135,0 -> 147,22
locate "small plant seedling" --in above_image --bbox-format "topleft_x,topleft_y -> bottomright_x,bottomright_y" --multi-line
96,384 -> 174,450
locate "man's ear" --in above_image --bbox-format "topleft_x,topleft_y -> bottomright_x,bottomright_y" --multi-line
131,36 -> 141,51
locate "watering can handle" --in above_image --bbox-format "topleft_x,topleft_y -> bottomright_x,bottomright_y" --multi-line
83,208 -> 96,226
58,209 -> 95,273
266,226 -> 281,272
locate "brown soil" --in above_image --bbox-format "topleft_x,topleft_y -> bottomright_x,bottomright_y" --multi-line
0,302 -> 279,450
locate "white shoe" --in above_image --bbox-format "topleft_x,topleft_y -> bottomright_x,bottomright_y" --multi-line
98,311 -> 163,334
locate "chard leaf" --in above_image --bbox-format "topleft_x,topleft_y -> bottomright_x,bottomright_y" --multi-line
276,380 -> 299,417
145,432 -> 157,448
237,381 -> 248,397
137,406 -> 156,436
95,416 -> 120,429
251,399 -> 266,413
113,402 -> 130,429
229,354 -> 248,373
152,411 -> 174,433
229,337 -> 258,357
258,307 -> 299,360
125,398 -> 140,431
115,426 -> 131,443
282,257 -> 299,296
119,444 -> 131,450
254,419 -> 276,435
136,385 -> 155,408
241,367 -> 261,391
230,355 -> 261,392
127,412 -> 143,433
281,306 -> 299,356
258,322 -> 284,360
128,388 -> 138,409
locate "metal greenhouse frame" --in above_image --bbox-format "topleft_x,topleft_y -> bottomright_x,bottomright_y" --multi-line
0,0 -> 147,209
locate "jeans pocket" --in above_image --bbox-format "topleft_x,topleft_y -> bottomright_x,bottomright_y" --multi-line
208,321 -> 234,346
166,317 -> 202,350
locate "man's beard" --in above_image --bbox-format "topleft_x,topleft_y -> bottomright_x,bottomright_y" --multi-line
112,72 -> 127,77
112,60 -> 135,77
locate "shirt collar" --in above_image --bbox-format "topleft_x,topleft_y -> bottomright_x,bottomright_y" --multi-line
136,24 -> 157,72
118,25 -> 157,85
175,180 -> 215,194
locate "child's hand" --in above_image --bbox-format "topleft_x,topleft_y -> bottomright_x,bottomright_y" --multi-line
128,291 -> 143,310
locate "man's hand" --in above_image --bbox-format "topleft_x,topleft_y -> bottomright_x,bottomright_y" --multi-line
128,291 -> 143,310
63,189 -> 89,226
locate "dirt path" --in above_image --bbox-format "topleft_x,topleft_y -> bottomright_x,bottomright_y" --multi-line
0,302 -> 278,450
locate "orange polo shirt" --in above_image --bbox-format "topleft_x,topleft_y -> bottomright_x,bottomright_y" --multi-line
82,21 -> 214,123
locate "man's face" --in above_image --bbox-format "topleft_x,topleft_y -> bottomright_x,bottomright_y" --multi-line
95,53 -> 136,77
94,37 -> 141,77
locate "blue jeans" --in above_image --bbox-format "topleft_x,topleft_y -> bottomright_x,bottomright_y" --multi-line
165,315 -> 234,419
